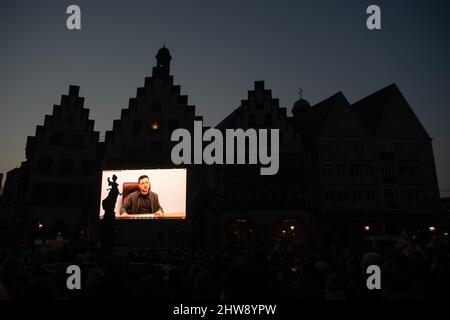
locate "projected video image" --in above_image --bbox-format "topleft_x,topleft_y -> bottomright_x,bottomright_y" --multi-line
99,169 -> 187,220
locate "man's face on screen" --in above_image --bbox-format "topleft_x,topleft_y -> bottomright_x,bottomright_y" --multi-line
138,177 -> 150,195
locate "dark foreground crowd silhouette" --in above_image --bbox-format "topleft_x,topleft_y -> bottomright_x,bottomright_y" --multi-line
0,239 -> 449,300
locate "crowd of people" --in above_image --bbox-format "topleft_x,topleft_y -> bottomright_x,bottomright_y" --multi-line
0,239 -> 449,300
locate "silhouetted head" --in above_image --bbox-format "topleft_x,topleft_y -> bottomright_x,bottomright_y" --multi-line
86,268 -> 104,289
361,252 -> 383,273
221,263 -> 272,300
0,281 -> 8,300
104,253 -> 128,281
193,271 -> 217,299
138,175 -> 150,195
132,275 -> 172,300
112,174 -> 117,182
315,261 -> 330,278
22,278 -> 56,300
325,273 -> 347,300
299,259 -> 317,277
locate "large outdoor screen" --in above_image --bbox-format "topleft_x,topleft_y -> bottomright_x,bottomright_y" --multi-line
99,168 -> 187,220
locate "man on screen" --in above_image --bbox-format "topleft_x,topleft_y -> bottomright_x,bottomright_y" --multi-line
120,175 -> 164,216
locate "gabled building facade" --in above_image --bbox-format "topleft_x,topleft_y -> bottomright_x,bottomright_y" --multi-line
2,48 -> 443,252
291,84 -> 441,249
214,81 -> 309,250
100,47 -> 206,247
18,86 -> 100,242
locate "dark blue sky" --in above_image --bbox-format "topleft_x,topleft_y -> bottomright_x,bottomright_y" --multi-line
1,0 -> 449,195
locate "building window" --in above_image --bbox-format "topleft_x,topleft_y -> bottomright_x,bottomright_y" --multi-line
381,164 -> 395,176
362,164 -> 373,177
50,132 -> 64,146
366,189 -> 375,202
341,164 -> 348,176
352,188 -> 363,203
224,219 -> 258,249
32,183 -> 51,205
323,189 -> 330,202
336,189 -> 346,202
383,188 -> 398,201
38,156 -> 52,172
322,164 -> 333,177
151,102 -> 162,112
350,164 -> 361,177
151,121 -> 160,131
66,114 -> 74,125
379,152 -> 394,161
320,143 -> 331,154
72,134 -> 84,147
249,114 -> 256,127
82,160 -> 94,174
61,158 -> 74,174
383,188 -> 399,209
378,142 -> 393,153
274,219 -> 302,247
132,120 -> 142,135
329,189 -> 335,202
169,119 -> 179,132
335,164 -> 341,177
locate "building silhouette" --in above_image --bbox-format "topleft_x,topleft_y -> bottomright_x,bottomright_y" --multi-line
215,81 -> 309,249
0,168 -> 23,241
0,47 -> 443,251
292,86 -> 441,250
100,46 -> 205,247
5,86 -> 101,243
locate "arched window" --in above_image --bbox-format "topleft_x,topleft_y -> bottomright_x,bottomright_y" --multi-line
273,219 -> 302,247
225,219 -> 258,249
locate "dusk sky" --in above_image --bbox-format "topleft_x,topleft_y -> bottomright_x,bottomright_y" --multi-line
0,0 -> 449,196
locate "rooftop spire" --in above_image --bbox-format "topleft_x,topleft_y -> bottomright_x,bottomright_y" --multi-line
292,87 -> 310,115
155,46 -> 172,76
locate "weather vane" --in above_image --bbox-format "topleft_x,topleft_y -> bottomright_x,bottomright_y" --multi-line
298,88 -> 303,99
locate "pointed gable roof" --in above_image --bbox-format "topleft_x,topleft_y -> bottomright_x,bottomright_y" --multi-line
352,83 -> 431,140
294,91 -> 348,138
216,80 -> 300,152
26,85 -> 99,160
103,48 -> 199,165
319,93 -> 371,139
217,81 -> 288,130
216,105 -> 242,130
